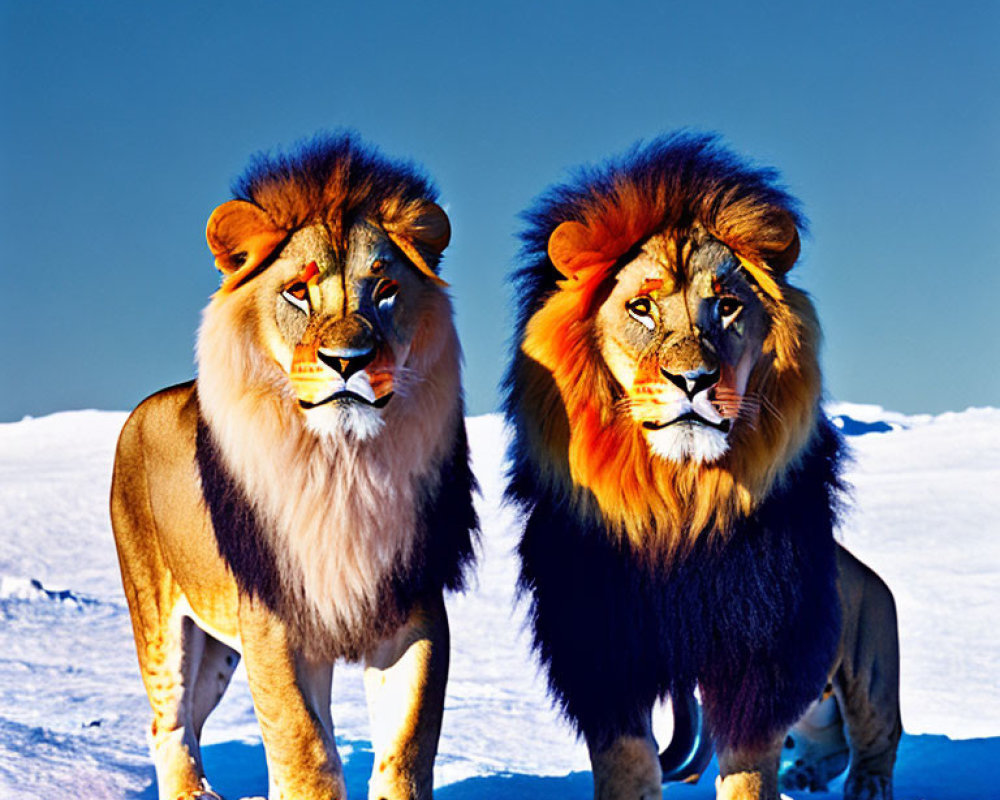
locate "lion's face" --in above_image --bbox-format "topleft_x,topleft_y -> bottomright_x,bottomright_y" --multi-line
200,194 -> 452,443
596,232 -> 769,464
259,222 -> 438,439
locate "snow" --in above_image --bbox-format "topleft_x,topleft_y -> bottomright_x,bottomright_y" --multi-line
0,406 -> 997,799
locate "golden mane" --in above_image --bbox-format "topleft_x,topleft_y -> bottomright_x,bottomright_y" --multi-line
509,138 -> 823,560
206,132 -> 450,292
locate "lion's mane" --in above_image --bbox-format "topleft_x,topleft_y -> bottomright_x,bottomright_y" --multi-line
196,134 -> 477,660
228,134 -> 446,273
504,133 -> 844,751
506,133 -> 828,555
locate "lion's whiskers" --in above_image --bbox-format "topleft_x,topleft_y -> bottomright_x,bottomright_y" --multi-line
620,384 -> 781,434
709,388 -> 768,432
710,387 -> 744,417
759,394 -> 785,424
389,366 -> 423,399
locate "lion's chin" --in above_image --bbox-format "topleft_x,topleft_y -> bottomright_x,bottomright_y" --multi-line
303,402 -> 386,441
644,423 -> 730,464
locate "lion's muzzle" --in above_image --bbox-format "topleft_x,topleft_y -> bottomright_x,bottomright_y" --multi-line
291,339 -> 396,409
660,365 -> 720,400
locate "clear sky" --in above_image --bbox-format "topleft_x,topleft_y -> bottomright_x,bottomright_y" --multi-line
2,0 -> 997,421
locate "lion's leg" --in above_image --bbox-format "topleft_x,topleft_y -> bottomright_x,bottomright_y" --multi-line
114,509 -> 219,798
150,612 -> 222,800
714,735 -> 784,800
699,672 -> 813,800
363,592 -> 449,800
239,599 -> 344,800
190,635 -> 241,740
586,711 -> 663,800
139,602 -> 221,800
778,687 -> 850,792
833,548 -> 901,800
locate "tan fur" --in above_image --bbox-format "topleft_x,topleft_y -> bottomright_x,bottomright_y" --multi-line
112,165 -> 465,798
589,735 -> 662,800
715,737 -> 783,800
780,546 -> 902,800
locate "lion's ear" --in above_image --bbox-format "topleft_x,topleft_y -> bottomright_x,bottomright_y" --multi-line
385,201 -> 450,288
547,203 -> 664,283
206,200 -> 287,291
548,221 -> 595,279
409,201 -> 451,254
768,227 -> 800,275
757,209 -> 801,275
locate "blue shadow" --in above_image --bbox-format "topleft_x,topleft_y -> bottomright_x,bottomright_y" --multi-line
128,738 -> 373,799
877,733 -> 994,800
128,731 -> 995,799
436,771 -> 593,799
831,414 -> 894,436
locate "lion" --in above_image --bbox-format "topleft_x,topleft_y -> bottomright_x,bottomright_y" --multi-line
504,133 -> 900,800
110,133 -> 477,800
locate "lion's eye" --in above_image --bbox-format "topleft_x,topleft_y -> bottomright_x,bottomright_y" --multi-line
626,296 -> 656,331
718,296 -> 742,327
374,279 -> 399,310
371,258 -> 387,273
281,282 -> 310,314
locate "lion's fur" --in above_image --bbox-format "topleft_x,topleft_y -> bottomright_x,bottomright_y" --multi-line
507,133 -> 823,559
211,135 -> 450,292
193,135 -> 476,660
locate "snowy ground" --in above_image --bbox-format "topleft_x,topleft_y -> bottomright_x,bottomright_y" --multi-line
0,405 -> 996,799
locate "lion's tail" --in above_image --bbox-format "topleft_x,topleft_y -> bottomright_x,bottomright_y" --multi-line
659,691 -> 715,784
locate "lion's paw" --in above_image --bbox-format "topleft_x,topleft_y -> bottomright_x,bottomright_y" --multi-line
778,744 -> 849,791
843,772 -> 893,800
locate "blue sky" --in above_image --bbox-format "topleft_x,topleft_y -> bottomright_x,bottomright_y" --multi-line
2,0 -> 997,420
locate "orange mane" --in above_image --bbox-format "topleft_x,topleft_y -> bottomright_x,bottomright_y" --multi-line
507,134 -> 823,561
205,132 -> 449,293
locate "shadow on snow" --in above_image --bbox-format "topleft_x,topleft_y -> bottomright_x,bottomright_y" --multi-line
128,732 -> 994,799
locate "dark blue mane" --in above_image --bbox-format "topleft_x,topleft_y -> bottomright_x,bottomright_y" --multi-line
232,129 -> 438,208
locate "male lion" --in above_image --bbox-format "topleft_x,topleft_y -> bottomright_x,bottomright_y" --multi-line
111,134 -> 477,800
504,133 -> 900,800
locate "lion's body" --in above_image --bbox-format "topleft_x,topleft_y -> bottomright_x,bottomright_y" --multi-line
516,415 -> 843,748
111,135 -> 476,800
505,133 -> 899,800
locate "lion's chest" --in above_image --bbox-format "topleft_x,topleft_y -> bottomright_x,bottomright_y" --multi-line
197,420 -> 429,658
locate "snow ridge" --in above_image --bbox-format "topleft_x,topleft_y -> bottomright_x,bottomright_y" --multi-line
0,407 -> 996,799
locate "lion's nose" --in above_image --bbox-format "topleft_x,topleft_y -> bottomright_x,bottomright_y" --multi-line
661,366 -> 720,399
317,347 -> 375,380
